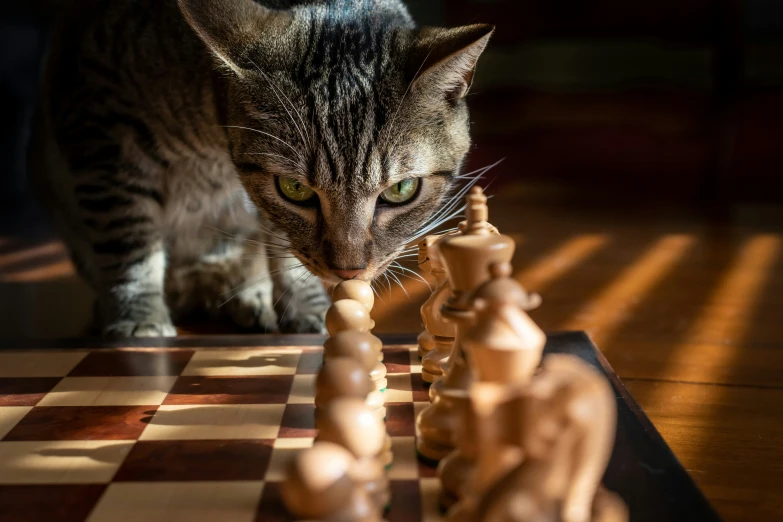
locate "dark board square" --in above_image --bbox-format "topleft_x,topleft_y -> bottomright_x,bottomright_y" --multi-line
163,375 -> 294,405
2,405 -> 154,441
410,374 -> 430,403
255,482 -> 293,522
385,403 -> 415,437
114,439 -> 274,481
383,346 -> 412,373
295,350 -> 322,375
0,378 -> 61,406
69,350 -> 194,376
0,484 -> 106,522
387,480 -> 422,522
278,404 -> 316,438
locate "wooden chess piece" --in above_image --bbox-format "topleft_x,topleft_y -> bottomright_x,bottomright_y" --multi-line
463,261 -> 544,383
316,357 -> 373,406
324,330 -> 387,392
316,398 -> 393,510
333,280 -> 376,328
417,235 -> 452,360
282,441 -> 383,521
416,186 -> 515,473
444,382 -> 526,522
475,354 -> 626,522
420,237 -> 457,383
326,299 -> 373,336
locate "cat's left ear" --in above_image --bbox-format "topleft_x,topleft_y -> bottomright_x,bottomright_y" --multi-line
409,24 -> 495,101
178,0 -> 294,75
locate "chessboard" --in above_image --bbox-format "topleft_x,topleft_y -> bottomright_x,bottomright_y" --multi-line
0,333 -> 720,522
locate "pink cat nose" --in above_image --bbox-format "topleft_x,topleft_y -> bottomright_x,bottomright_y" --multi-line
333,268 -> 365,280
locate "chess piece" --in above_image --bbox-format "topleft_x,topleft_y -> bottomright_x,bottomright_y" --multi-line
326,299 -> 373,336
417,330 -> 435,359
475,355 -> 625,522
316,357 -> 373,407
282,441 -> 383,521
417,235 -> 453,360
420,237 -> 457,383
333,280 -> 376,328
416,186 -> 515,471
463,261 -> 544,383
444,382 -> 526,522
316,398 -> 393,509
324,330 -> 387,392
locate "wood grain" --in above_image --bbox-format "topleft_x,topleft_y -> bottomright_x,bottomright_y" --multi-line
624,379 -> 783,522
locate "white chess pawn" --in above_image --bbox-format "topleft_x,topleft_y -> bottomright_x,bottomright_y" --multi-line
282,441 -> 382,521
316,398 -> 393,507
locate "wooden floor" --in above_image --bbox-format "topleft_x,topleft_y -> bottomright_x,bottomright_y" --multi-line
1,180 -> 783,521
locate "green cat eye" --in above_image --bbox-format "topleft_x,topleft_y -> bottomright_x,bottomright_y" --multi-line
278,177 -> 316,203
380,178 -> 420,205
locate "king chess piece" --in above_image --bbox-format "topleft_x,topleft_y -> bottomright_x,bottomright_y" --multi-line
420,235 -> 457,383
416,186 -> 515,470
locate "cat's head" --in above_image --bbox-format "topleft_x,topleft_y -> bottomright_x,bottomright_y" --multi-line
179,0 -> 493,285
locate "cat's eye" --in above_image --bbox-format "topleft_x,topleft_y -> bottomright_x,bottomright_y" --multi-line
379,178 -> 420,205
277,177 -> 316,203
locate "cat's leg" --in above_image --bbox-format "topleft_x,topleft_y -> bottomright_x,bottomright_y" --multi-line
270,256 -> 330,334
73,170 -> 175,337
165,232 -> 279,332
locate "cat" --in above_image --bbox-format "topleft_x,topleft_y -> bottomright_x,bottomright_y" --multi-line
27,0 -> 494,337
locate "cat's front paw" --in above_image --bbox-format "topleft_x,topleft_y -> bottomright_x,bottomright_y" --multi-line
279,312 -> 327,334
225,291 -> 279,333
104,320 -> 177,338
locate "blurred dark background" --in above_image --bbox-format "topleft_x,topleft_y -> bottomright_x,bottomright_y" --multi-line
4,0 -> 783,212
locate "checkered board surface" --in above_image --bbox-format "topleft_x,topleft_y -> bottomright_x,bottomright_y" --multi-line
0,343 -> 439,522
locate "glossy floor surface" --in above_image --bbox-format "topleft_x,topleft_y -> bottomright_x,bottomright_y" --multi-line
1,180 -> 783,521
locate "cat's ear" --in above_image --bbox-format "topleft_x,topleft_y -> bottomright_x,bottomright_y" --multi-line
408,24 -> 495,101
178,0 -> 294,75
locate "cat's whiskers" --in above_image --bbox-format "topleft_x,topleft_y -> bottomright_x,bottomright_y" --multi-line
222,125 -> 306,165
404,159 -> 504,245
243,152 -> 306,172
390,261 -> 431,290
218,262 -> 303,308
276,269 -> 313,327
202,226 -> 292,254
386,269 -> 412,301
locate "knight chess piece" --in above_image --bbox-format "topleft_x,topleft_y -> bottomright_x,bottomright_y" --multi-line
282,441 -> 383,521
419,236 -> 457,383
316,397 -> 393,508
416,186 -> 515,470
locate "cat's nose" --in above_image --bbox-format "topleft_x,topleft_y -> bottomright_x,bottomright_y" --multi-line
332,268 -> 365,280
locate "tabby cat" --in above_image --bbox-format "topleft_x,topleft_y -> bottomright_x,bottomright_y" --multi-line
28,0 -> 493,337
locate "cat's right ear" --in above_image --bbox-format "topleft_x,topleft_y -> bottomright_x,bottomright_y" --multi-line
408,24 -> 495,102
178,0 -> 294,75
